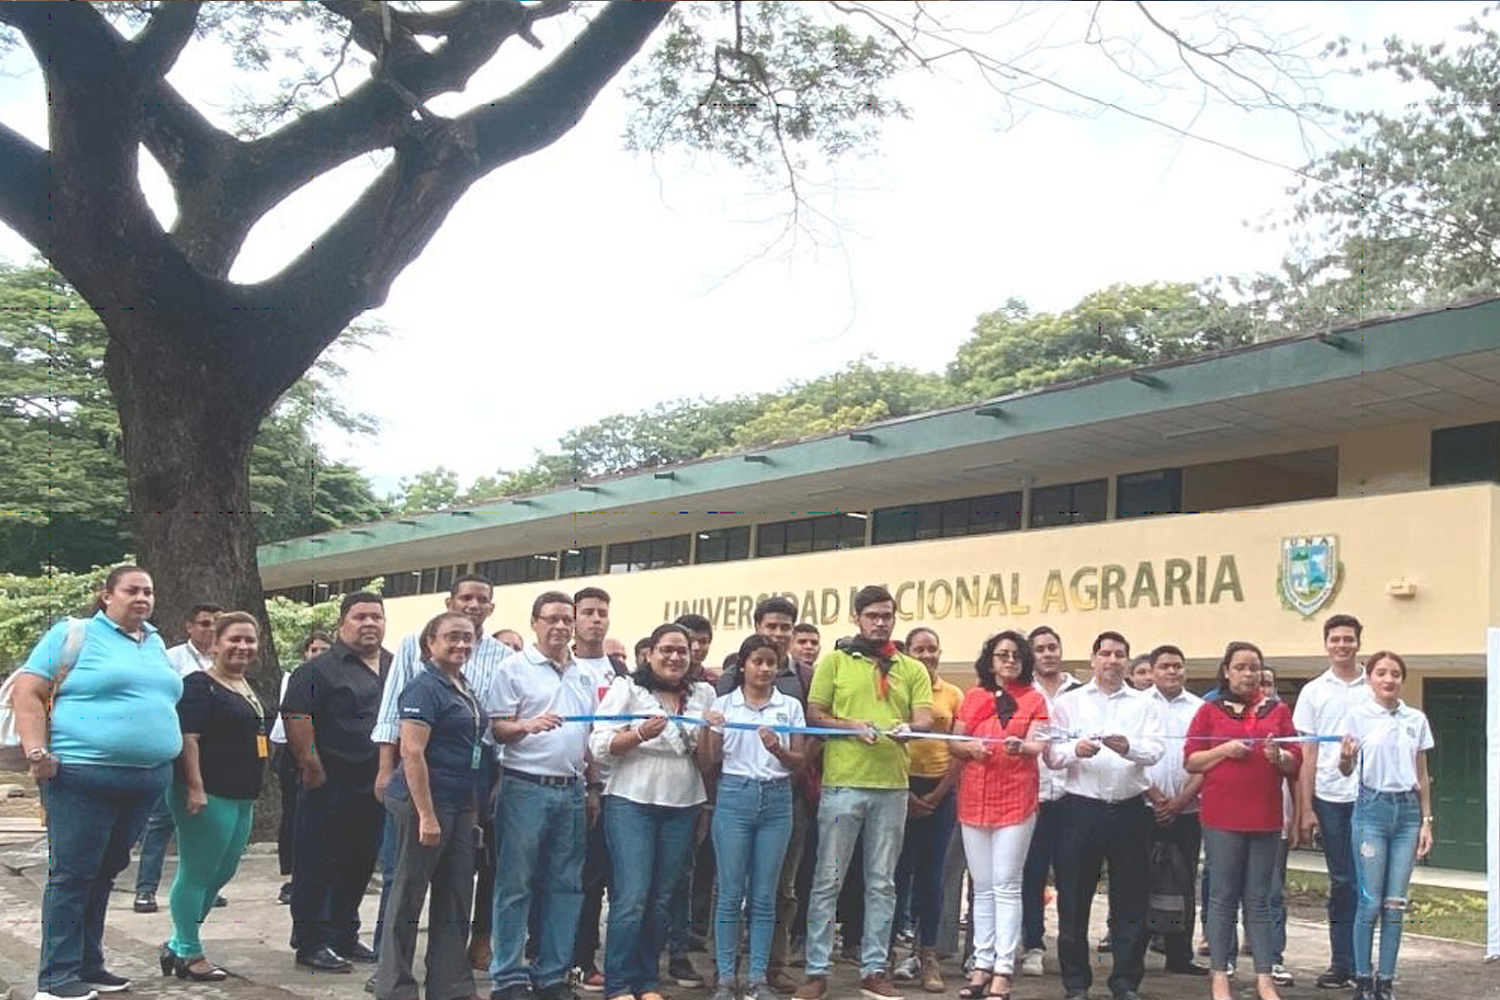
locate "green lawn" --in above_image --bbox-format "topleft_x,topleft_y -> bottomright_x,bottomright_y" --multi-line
1285,871 -> 1488,946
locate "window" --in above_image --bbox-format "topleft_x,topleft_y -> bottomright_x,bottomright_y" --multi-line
606,535 -> 691,574
474,553 -> 559,586
694,526 -> 751,565
1028,479 -> 1108,528
419,567 -> 438,594
1432,421 -> 1500,486
435,564 -> 455,594
872,492 -> 1022,545
560,546 -> 602,579
386,571 -> 419,598
1116,468 -> 1183,519
756,513 -> 867,558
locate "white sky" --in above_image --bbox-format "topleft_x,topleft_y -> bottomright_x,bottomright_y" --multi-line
0,1 -> 1487,495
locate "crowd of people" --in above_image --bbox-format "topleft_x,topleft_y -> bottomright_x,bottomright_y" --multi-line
14,567 -> 1436,1000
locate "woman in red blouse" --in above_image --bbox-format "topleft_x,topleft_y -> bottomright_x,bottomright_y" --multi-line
1185,642 -> 1301,1000
949,630 -> 1048,1000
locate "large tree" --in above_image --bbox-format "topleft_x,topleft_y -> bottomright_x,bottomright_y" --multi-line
0,1 -> 1313,667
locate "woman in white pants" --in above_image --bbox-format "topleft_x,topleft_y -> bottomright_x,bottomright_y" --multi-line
950,630 -> 1049,1000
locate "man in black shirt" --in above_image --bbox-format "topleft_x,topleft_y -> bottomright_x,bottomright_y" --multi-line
282,592 -> 393,972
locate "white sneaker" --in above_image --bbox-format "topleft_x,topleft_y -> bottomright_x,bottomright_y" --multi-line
1020,949 -> 1044,977
1271,964 -> 1294,987
892,955 -> 921,982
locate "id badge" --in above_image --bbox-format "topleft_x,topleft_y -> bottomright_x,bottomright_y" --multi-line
471,742 -> 483,770
256,734 -> 270,759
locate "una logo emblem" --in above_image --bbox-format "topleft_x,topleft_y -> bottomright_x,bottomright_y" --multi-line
1278,535 -> 1342,617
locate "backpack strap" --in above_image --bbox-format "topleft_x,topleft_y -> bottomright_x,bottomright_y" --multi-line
51,616 -> 87,698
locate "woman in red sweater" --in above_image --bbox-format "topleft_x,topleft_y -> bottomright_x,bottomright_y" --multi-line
1185,642 -> 1301,1000
950,630 -> 1049,1000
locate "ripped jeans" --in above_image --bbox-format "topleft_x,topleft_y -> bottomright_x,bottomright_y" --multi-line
1350,786 -> 1422,980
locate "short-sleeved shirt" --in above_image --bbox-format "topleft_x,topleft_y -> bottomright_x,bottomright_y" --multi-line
716,655 -> 813,706
807,646 -> 933,790
908,677 -> 963,778
387,664 -> 486,812
484,645 -> 597,778
713,687 -> 806,781
178,671 -> 270,800
1146,687 -> 1204,811
1184,697 -> 1301,833
280,640 -> 392,785
1292,667 -> 1369,804
22,611 -> 182,767
166,642 -> 213,678
955,684 -> 1049,828
1344,699 -> 1433,793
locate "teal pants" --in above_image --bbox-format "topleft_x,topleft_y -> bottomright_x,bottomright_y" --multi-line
164,782 -> 254,959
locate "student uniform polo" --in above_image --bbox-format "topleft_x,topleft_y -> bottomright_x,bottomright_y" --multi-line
1292,667 -> 1369,804
387,663 -> 486,811
1344,698 -> 1433,793
712,687 -> 806,781
807,647 -> 933,790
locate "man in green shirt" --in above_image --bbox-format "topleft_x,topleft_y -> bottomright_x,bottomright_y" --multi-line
796,586 -> 933,1000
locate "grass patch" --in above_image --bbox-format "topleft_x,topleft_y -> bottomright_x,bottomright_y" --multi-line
1285,870 -> 1488,946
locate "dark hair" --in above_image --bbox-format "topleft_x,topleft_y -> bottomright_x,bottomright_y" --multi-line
1148,644 -> 1184,666
419,612 -> 474,660
1028,625 -> 1061,648
1215,640 -> 1265,690
1092,630 -> 1130,656
633,623 -> 692,692
339,591 -> 384,619
574,586 -> 611,606
188,603 -> 224,619
754,596 -> 798,625
531,590 -> 573,620
450,573 -> 493,596
905,626 -> 939,649
634,637 -> 652,655
302,631 -> 332,655
212,610 -> 260,640
974,630 -> 1035,691
732,635 -> 780,689
1364,649 -> 1407,680
793,622 -> 820,636
1323,613 -> 1363,641
853,585 -> 895,615
675,613 -> 713,635
96,564 -> 149,611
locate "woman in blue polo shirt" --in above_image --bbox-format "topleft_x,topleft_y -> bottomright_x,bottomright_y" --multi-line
701,635 -> 807,1000
374,612 -> 484,1000
13,566 -> 183,1000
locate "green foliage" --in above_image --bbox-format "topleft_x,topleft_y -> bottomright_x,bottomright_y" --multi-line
264,575 -> 381,669
0,564 -> 109,675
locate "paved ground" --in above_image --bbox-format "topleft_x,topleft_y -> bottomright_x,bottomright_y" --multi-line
0,845 -> 1491,1000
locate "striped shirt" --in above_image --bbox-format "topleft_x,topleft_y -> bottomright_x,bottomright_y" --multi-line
370,630 -> 510,746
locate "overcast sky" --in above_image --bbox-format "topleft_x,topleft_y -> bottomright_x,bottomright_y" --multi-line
0,1 -> 1487,495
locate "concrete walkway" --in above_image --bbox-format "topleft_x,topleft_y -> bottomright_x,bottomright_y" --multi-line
0,845 -> 1492,1000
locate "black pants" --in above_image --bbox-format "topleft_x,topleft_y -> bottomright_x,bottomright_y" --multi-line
290,773 -> 383,956
274,747 -> 300,878
1055,794 -> 1151,996
472,756 -> 497,937
574,811 -> 611,970
1150,810 -> 1202,969
1020,798 -> 1066,951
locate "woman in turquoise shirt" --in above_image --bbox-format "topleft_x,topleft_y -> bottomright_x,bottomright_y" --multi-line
13,566 -> 183,1000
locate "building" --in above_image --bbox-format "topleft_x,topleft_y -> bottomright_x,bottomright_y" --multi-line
261,296 -> 1500,870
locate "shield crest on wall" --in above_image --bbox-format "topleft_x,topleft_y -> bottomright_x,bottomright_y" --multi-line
1279,535 -> 1340,617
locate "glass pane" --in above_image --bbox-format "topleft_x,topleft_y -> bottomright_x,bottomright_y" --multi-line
696,531 -> 725,564
871,508 -> 916,545
914,502 -> 942,541
1073,479 -> 1108,524
724,526 -> 750,561
435,565 -> 454,593
669,534 -> 690,565
1117,468 -> 1183,519
419,567 -> 437,594
939,499 -> 970,537
1028,485 -> 1071,528
784,519 -> 814,555
969,492 -> 1021,534
606,544 -> 631,575
1432,421 -> 1500,486
756,523 -> 786,558
840,514 -> 867,548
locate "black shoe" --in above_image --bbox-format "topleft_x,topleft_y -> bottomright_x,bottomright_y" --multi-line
79,972 -> 131,993
1374,976 -> 1395,1000
35,985 -> 100,1000
492,986 -> 538,1000
296,947 -> 353,973
1352,975 -> 1375,1000
1148,935 -> 1166,956
1112,991 -> 1142,1000
132,892 -> 157,914
669,955 -> 705,988
213,894 -> 228,908
278,882 -> 293,905
1063,991 -> 1091,1000
1317,967 -> 1355,990
537,983 -> 578,1000
343,941 -> 378,963
1166,962 -> 1210,977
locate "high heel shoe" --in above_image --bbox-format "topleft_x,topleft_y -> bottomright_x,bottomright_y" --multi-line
158,943 -> 175,977
957,971 -> 992,1000
167,950 -> 228,982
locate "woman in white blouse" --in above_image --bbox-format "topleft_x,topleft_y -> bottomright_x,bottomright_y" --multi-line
589,623 -> 715,1000
1337,651 -> 1433,1000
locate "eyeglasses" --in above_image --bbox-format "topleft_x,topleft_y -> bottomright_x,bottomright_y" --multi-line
655,647 -> 690,659
992,649 -> 1019,661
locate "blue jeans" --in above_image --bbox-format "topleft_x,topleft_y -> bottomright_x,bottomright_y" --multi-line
39,762 -> 172,989
892,776 -> 956,950
1202,827 -> 1278,975
805,787 -> 907,978
1314,797 -> 1357,974
1351,788 -> 1422,979
490,775 -> 586,990
603,795 -> 699,997
712,776 -> 793,986
133,791 -> 175,893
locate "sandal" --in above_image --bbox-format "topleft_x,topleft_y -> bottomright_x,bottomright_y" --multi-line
957,971 -> 992,999
986,973 -> 1011,999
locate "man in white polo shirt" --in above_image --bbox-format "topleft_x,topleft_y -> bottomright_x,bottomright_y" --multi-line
486,591 -> 600,1000
1293,613 -> 1368,990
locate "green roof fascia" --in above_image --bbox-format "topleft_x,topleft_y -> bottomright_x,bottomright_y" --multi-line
260,297 -> 1500,569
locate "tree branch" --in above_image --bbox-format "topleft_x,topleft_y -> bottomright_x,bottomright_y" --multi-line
129,1 -> 203,84
0,124 -> 52,256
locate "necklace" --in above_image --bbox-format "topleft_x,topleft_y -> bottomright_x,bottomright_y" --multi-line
210,667 -> 264,720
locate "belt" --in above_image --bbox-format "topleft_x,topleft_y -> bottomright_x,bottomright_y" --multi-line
503,768 -> 579,788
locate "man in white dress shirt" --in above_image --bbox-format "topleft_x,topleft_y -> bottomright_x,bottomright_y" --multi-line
1044,631 -> 1164,1000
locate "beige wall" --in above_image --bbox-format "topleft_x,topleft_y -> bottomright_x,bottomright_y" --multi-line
1338,425 -> 1430,497
383,484 -> 1500,681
